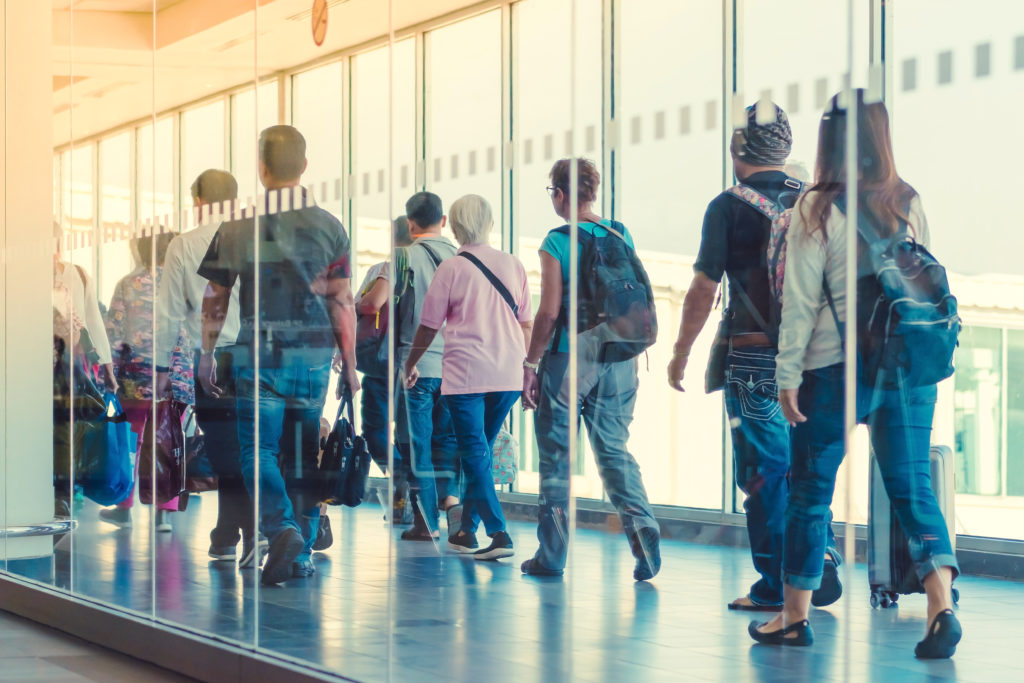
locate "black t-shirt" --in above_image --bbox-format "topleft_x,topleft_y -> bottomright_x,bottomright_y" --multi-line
693,170 -> 799,336
198,194 -> 351,360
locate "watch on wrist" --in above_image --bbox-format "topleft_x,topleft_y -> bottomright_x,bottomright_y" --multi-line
523,359 -> 540,371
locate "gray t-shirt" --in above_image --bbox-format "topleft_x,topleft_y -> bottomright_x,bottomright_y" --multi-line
389,235 -> 456,378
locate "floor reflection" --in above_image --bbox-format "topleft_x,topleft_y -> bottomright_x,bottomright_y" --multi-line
5,493 -> 1023,682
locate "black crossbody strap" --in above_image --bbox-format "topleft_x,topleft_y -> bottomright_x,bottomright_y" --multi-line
821,275 -> 846,353
727,277 -> 772,340
459,252 -> 519,316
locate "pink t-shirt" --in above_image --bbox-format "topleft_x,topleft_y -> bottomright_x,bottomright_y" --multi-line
419,243 -> 533,395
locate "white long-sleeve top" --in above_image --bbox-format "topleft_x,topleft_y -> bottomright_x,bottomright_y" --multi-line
156,220 -> 241,367
775,193 -> 930,390
56,262 -> 112,364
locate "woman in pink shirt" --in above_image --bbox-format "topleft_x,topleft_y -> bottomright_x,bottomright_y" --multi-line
404,194 -> 533,561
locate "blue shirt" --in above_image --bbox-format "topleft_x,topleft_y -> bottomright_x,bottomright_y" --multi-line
539,220 -> 636,353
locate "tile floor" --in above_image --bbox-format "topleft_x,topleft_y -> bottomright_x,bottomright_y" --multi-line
6,493 -> 1024,682
0,610 -> 195,682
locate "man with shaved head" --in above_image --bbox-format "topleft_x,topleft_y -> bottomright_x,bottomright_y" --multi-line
198,126 -> 358,585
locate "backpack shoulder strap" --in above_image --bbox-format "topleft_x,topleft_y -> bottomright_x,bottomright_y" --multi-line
417,241 -> 444,268
459,252 -> 519,316
726,185 -> 780,220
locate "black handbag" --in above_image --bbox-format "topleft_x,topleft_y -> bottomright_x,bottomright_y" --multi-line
318,385 -> 370,507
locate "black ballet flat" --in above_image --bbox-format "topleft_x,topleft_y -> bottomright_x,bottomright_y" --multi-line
915,609 -> 962,659
748,619 -> 814,646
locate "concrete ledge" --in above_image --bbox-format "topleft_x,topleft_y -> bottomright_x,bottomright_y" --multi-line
0,575 -> 353,683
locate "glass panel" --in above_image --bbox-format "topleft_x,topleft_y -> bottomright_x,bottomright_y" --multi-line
231,81 -> 279,203
137,118 -> 175,235
894,0 -> 1024,540
151,1 -> 256,648
619,0 -> 724,509
425,11 -> 502,229
180,100 -> 226,227
292,62 -> 344,218
512,0 -> 602,497
252,4 -> 378,672
98,132 -> 133,305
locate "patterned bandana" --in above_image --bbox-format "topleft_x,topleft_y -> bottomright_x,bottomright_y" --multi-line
732,103 -> 792,167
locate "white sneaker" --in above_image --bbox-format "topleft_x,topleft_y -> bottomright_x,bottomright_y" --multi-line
155,510 -> 172,533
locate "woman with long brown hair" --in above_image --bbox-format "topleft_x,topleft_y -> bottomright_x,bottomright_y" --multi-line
748,90 -> 961,658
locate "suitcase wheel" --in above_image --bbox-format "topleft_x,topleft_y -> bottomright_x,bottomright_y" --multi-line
952,587 -> 959,605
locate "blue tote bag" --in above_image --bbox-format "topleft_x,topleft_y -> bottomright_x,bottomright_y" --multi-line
75,392 -> 134,505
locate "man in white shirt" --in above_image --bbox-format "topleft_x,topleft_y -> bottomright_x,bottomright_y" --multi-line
155,169 -> 264,567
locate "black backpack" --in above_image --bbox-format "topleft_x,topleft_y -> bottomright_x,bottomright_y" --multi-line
354,243 -> 442,376
553,221 -> 658,362
826,197 -> 960,390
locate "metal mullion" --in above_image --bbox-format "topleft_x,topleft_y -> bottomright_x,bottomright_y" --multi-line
1002,327 -> 1009,497
341,56 -> 352,251
602,0 -> 618,221
91,141 -> 101,280
348,57 -> 359,278
500,1 -> 513,255
128,129 -> 138,236
171,112 -> 181,232
721,0 -> 737,516
417,31 -> 428,190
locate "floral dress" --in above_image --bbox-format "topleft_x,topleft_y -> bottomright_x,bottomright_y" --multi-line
105,266 -> 194,405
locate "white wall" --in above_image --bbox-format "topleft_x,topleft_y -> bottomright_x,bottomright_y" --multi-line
1,0 -> 57,559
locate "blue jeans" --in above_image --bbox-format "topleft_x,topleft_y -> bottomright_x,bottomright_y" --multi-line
235,348 -> 331,559
532,352 -> 658,571
724,347 -> 837,605
445,391 -> 520,537
361,374 -> 405,484
784,363 -> 959,590
397,377 -> 458,527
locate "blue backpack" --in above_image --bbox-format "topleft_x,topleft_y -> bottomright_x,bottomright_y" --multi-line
826,197 -> 960,390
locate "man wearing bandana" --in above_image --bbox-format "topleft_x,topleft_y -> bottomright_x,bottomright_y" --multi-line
665,102 -> 843,612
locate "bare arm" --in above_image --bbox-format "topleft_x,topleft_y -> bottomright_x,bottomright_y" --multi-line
522,252 -> 562,410
402,324 -> 440,387
666,271 -> 718,391
197,282 -> 232,398
525,251 -> 563,364
356,277 -> 389,316
520,319 -> 534,351
325,275 -> 360,395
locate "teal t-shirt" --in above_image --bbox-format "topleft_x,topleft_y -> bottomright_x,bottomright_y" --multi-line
539,220 -> 635,353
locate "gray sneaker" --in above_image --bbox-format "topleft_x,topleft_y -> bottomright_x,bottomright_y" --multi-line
99,507 -> 132,529
239,535 -> 269,568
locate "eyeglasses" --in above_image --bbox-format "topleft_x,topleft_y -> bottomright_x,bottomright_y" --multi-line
546,185 -> 560,197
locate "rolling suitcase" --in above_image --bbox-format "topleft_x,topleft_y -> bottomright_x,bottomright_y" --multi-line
868,444 -> 959,608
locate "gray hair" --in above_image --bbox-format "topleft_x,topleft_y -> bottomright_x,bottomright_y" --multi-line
448,194 -> 493,246
191,169 -> 238,204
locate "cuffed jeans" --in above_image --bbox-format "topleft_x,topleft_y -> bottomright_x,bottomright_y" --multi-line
396,377 -> 458,527
533,352 -> 659,571
235,348 -> 331,557
784,363 -> 959,590
193,349 -> 255,547
724,347 -> 837,605
445,391 -> 520,537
